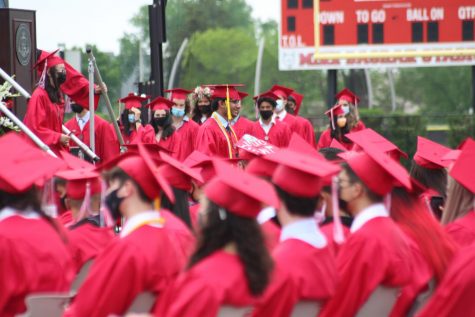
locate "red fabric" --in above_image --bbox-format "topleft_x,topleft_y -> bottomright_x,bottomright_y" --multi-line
416,245 -> 475,317
65,212 -> 194,317
445,211 -> 475,248
118,123 -> 139,145
260,220 -> 281,251
252,240 -> 337,317
0,216 -> 74,317
232,116 -> 254,140
154,251 -> 258,317
319,217 -> 413,317
249,121 -> 291,148
67,223 -> 116,273
65,115 -> 119,163
174,120 -> 199,161
23,87 -> 65,155
133,124 -> 183,160
295,116 -> 316,148
278,113 -> 302,136
320,222 -> 351,256
195,117 -> 238,158
317,128 -> 354,151
58,210 -> 74,227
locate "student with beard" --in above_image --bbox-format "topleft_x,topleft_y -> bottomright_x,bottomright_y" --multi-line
64,100 -> 119,163
23,50 -> 71,155
249,91 -> 291,147
134,96 -> 183,160
117,93 -> 149,145
317,104 -> 355,150
191,86 -> 213,125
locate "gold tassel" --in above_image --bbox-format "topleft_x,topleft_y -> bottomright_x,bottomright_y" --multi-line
226,85 -> 232,120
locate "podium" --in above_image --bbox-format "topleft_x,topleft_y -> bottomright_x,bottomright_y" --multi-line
0,8 -> 36,120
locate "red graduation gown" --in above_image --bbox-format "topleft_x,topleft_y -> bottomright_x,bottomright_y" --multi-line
320,222 -> 351,256
134,124 -> 183,160
64,115 -> 120,163
0,215 -> 74,317
65,212 -> 194,317
154,251 -> 258,317
118,123 -> 139,145
249,121 -> 291,147
174,119 -> 199,161
23,87 -> 66,155
232,116 -> 254,140
261,220 -> 281,251
252,240 -> 337,317
67,222 -> 116,273
319,217 -> 413,317
416,245 -> 475,317
445,210 -> 475,248
316,128 -> 354,150
195,116 -> 238,158
295,116 -> 317,148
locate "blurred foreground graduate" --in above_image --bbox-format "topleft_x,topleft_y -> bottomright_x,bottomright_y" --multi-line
0,133 -> 74,317
64,145 -> 194,317
153,160 -> 278,317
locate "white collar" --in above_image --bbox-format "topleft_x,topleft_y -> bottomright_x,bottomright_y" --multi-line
273,110 -> 287,121
350,203 -> 388,233
259,118 -> 275,127
200,115 -> 208,123
76,111 -> 90,123
257,206 -> 276,225
120,210 -> 163,238
280,218 -> 327,249
0,207 -> 40,222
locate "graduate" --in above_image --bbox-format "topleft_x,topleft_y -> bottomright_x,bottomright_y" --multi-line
64,100 -> 119,163
335,88 -> 366,132
134,96 -> 183,159
0,133 -> 74,317
317,104 -> 355,150
64,144 -> 194,317
250,91 -> 291,147
287,91 -> 317,148
165,88 -> 200,161
442,138 -> 475,247
153,160 -> 278,317
195,85 -> 243,158
190,85 -> 213,125
117,92 -> 149,145
319,144 -> 414,317
230,91 -> 254,139
252,147 -> 341,317
268,85 -> 302,135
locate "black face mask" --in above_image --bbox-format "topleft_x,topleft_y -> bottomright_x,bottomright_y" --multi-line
259,110 -> 274,120
153,117 -> 169,127
71,104 -> 83,113
56,71 -> 67,85
199,105 -> 212,115
104,188 -> 124,221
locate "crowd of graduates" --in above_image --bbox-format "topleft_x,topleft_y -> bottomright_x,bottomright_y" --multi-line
1,49 -> 475,317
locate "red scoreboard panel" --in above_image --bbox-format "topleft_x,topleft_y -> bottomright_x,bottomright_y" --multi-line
279,0 -> 475,70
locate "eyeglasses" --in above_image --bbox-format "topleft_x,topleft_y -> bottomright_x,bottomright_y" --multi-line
338,178 -> 353,188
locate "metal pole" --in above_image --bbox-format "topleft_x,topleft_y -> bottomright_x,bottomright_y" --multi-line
88,58 -> 95,153
254,38 -> 266,96
149,1 -> 166,98
327,69 -> 337,109
364,69 -> 373,109
167,38 -> 188,90
387,68 -> 397,112
86,48 -> 125,147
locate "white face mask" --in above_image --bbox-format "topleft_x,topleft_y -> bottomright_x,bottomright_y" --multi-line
341,105 -> 350,114
276,99 -> 284,111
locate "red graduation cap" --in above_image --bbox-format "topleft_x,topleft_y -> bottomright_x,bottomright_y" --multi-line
55,168 -> 101,200
210,84 -> 245,100
158,151 -> 204,191
335,88 -> 360,105
183,151 -> 216,185
346,128 -> 408,160
124,143 -> 173,157
341,144 -> 412,196
205,159 -> 280,218
329,138 -> 348,151
0,133 -> 65,193
34,49 -> 63,73
245,156 -> 278,178
164,88 -> 192,101
118,93 -> 149,110
287,132 -> 322,158
237,90 -> 249,100
145,96 -> 174,112
449,138 -> 475,194
413,136 -> 452,169
236,134 -> 279,157
441,149 -> 461,164
253,91 -> 279,102
266,148 -> 341,197
324,104 -> 346,130
59,150 -> 95,170
270,84 -> 294,99
290,92 -> 304,115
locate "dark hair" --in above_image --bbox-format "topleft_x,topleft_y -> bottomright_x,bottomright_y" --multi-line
120,109 -> 132,136
410,162 -> 447,198
274,185 -> 319,216
257,97 -> 277,108
0,187 -> 69,243
44,67 -> 63,104
287,95 -> 296,103
161,187 -> 191,228
211,97 -> 224,112
102,167 -> 150,203
319,147 -> 344,161
191,95 -> 211,124
343,163 -> 384,203
188,200 -> 273,296
150,111 -> 175,139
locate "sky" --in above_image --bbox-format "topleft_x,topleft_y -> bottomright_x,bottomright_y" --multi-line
9,0 -> 279,54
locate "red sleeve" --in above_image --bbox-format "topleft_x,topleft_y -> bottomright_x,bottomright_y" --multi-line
132,125 -> 155,144
0,238 -> 27,314
96,118 -> 119,162
61,61 -> 101,109
317,129 -> 332,150
195,124 -> 217,156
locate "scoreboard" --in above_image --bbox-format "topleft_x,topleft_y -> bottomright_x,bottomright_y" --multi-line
279,0 -> 475,70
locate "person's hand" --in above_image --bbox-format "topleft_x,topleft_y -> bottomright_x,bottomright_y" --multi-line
60,134 -> 71,147
94,83 -> 108,94
130,107 -> 142,121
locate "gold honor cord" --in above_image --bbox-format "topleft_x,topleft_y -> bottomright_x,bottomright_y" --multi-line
212,113 -> 238,159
